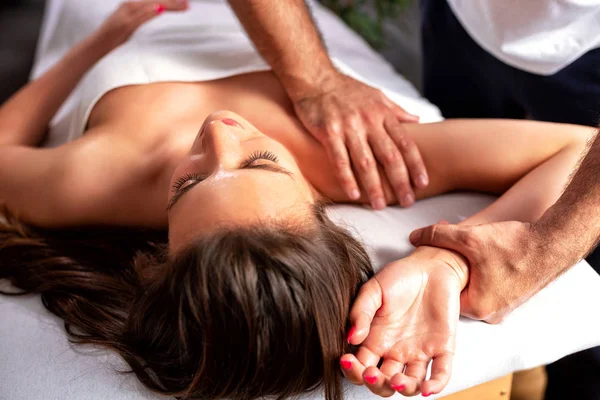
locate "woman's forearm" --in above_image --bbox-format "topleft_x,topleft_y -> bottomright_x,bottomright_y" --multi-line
437,132 -> 590,287
419,125 -> 591,290
0,34 -> 113,146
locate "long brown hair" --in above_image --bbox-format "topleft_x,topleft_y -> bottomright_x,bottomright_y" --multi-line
0,204 -> 373,399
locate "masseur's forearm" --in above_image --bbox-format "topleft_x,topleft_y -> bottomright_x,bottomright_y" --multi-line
227,0 -> 336,100
0,35 -> 112,146
535,131 -> 600,267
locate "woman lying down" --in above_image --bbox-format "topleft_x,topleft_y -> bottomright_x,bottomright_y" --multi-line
0,2 -> 593,399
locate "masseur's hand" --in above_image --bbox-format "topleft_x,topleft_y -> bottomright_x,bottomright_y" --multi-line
341,247 -> 467,397
291,72 -> 427,210
409,221 -> 560,323
90,0 -> 189,51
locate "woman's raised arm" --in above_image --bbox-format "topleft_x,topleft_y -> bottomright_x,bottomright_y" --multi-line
0,1 -> 187,227
0,0 -> 187,146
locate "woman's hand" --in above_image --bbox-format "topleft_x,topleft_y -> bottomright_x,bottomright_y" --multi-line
88,0 -> 189,52
340,247 -> 468,397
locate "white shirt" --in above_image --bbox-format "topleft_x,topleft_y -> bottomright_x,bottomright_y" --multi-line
446,0 -> 600,75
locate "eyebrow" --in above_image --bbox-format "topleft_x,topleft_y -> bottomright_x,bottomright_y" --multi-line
166,163 -> 293,211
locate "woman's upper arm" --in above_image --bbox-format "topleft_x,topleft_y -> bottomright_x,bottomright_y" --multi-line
408,119 -> 593,199
0,134 -> 134,228
0,146 -> 83,226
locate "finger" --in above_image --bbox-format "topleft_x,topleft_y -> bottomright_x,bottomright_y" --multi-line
324,130 -> 361,200
129,0 -> 186,27
385,116 -> 429,189
356,346 -> 381,368
142,0 -> 189,11
346,127 -> 386,210
363,366 -> 396,397
368,129 -> 414,207
389,372 -> 420,396
409,224 -> 469,254
379,358 -> 404,378
421,353 -> 453,397
348,279 -> 382,345
340,354 -> 366,385
403,359 -> 430,395
381,95 -> 420,122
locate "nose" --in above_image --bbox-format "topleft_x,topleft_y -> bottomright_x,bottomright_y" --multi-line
200,118 -> 247,167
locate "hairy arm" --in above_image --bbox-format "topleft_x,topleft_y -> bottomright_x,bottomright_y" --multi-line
227,0 -> 424,209
227,0 -> 335,100
535,132 -> 600,264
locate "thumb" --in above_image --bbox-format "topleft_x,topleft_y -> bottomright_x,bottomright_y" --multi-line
409,223 -> 469,253
347,279 -> 382,345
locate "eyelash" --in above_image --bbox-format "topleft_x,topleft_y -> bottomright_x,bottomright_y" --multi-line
171,150 -> 279,191
247,150 -> 279,164
172,172 -> 204,191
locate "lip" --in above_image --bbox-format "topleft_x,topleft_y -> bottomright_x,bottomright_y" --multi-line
219,118 -> 244,129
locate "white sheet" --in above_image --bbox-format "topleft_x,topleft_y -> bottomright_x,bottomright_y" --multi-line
3,1 -> 600,399
3,194 -> 600,400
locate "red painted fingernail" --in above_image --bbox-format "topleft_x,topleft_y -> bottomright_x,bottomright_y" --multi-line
392,384 -> 405,391
340,360 -> 352,370
347,326 -> 356,344
155,4 -> 165,14
423,392 -> 432,397
364,376 -> 377,384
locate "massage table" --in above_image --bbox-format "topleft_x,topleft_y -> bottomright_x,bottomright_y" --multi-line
2,1 -> 600,399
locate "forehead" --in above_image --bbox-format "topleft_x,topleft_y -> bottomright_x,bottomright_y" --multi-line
168,170 -> 310,251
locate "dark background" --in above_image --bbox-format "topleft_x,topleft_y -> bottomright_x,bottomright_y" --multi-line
0,0 -> 45,103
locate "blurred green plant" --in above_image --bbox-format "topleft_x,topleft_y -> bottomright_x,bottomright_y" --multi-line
321,0 -> 412,49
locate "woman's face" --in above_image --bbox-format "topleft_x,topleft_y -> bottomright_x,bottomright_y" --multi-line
167,111 -> 316,252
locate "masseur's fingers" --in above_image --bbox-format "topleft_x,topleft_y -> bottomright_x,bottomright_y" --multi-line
420,353 -> 453,397
325,124 -> 361,201
362,366 -> 395,397
369,128 -> 414,207
385,114 -> 429,190
340,354 -> 366,385
346,121 -> 386,210
347,279 -> 382,345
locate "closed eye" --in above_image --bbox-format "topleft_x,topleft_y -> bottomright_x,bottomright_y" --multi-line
166,150 -> 292,210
